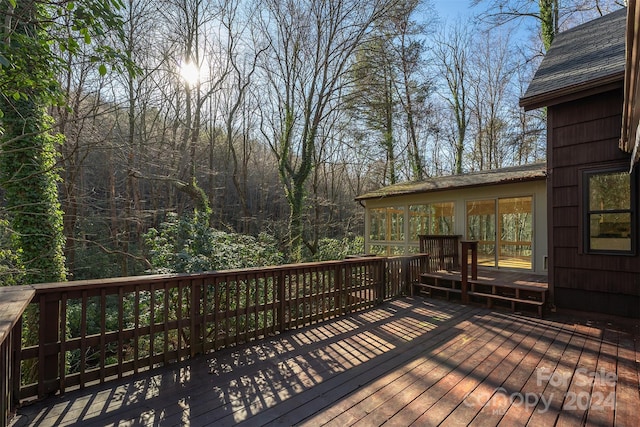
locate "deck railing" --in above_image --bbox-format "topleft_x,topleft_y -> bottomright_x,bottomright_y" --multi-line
0,254 -> 426,426
0,287 -> 34,427
418,235 -> 462,272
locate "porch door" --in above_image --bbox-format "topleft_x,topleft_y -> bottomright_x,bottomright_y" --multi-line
466,197 -> 533,269
466,200 -> 496,267
498,197 -> 532,269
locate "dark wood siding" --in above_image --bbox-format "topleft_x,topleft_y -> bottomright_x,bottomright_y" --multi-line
548,87 -> 640,317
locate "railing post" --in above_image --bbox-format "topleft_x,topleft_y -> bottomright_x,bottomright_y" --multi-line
190,279 -> 203,358
460,247 -> 469,304
334,263 -> 343,316
11,318 -> 22,414
38,294 -> 60,397
403,257 -> 411,297
460,241 -> 478,304
438,238 -> 445,271
378,258 -> 386,302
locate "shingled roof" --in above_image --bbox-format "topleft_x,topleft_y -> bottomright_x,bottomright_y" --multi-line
355,162 -> 546,201
520,8 -> 626,110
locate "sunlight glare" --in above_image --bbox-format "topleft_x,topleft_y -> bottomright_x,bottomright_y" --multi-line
179,61 -> 201,85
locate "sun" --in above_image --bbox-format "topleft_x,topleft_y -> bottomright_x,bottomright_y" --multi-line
179,61 -> 201,86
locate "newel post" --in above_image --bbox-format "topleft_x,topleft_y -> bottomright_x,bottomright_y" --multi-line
402,257 -> 411,297
460,241 -> 478,304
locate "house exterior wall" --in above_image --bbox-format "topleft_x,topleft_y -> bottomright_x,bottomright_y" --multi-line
547,87 -> 640,317
362,179 -> 548,273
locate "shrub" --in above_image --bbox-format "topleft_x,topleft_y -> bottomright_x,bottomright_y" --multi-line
144,212 -> 284,273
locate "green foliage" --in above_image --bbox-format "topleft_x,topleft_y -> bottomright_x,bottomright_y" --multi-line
0,1 -> 131,107
313,235 -> 365,261
144,212 -> 284,273
0,0 -> 133,286
71,244 -> 144,280
0,99 -> 67,284
539,0 -> 557,51
0,218 -> 24,286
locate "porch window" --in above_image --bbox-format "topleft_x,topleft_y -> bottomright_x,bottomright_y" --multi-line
408,202 -> 455,240
584,169 -> 634,253
369,206 -> 405,255
368,202 -> 454,255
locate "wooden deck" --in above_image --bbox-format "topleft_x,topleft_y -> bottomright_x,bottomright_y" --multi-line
10,298 -> 639,427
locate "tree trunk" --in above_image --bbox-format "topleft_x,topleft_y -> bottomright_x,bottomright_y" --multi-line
0,1 -> 66,285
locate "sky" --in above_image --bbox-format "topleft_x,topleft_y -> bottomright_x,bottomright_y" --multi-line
432,0 -> 477,22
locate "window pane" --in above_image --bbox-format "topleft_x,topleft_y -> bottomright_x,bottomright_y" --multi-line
369,208 -> 387,241
407,245 -> 421,254
409,202 -> 455,240
499,197 -> 532,269
389,207 -> 405,241
589,172 -> 630,210
432,202 -> 455,234
390,246 -> 406,255
589,213 -> 631,251
409,205 -> 430,240
369,245 -> 388,255
467,200 -> 495,241
467,200 -> 496,267
369,207 -> 404,242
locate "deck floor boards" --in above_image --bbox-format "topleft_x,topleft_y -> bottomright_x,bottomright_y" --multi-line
10,298 -> 639,427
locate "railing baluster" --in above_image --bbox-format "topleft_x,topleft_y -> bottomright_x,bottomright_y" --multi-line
192,278 -> 202,357
133,286 -> 140,374
59,294 -> 67,393
80,290 -> 87,389
163,282 -> 169,364
117,287 -> 124,379
149,284 -> 155,368
100,288 -> 106,384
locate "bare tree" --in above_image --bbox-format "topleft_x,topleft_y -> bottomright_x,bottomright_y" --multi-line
156,0 -> 231,213
471,0 -> 625,51
214,0 -> 269,233
432,22 -> 472,174
468,28 -> 518,170
390,0 -> 432,181
258,0 -> 394,261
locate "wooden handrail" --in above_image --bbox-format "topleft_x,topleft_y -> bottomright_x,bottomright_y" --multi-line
0,287 -> 35,427
1,254 -> 427,424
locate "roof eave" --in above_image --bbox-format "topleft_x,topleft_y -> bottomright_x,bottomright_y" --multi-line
355,174 -> 546,202
520,72 -> 625,111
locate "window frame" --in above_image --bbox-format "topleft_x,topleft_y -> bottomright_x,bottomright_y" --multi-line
582,166 -> 637,255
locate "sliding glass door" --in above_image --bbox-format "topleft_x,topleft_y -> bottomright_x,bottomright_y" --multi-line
466,199 -> 496,266
498,197 -> 533,269
466,197 -> 533,269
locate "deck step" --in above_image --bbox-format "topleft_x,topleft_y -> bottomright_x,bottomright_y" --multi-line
416,271 -> 547,317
